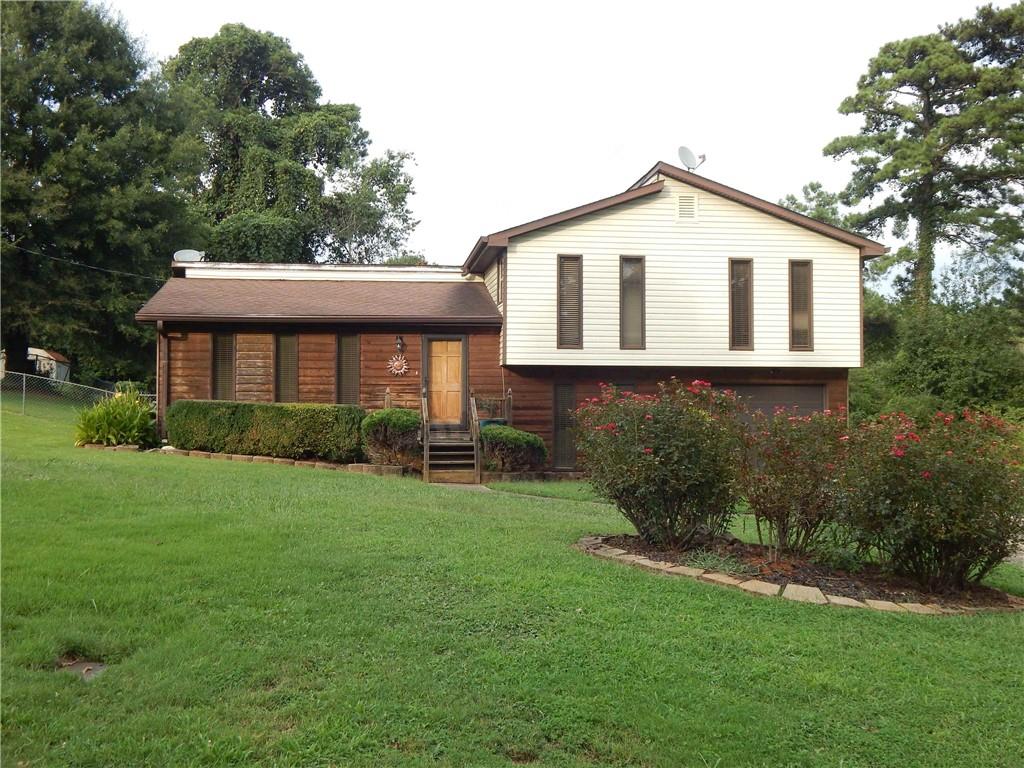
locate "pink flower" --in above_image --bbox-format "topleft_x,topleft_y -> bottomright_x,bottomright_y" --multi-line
920,470 -> 932,479
644,414 -> 653,420
894,433 -> 906,441
891,447 -> 906,458
643,447 -> 653,454
838,435 -> 850,442
907,432 -> 920,443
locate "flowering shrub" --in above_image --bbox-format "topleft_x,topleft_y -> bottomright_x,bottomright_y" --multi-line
575,380 -> 745,548
75,384 -> 156,447
744,407 -> 849,556
841,410 -> 1024,590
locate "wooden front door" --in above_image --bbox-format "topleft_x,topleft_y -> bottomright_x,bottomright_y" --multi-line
428,339 -> 463,425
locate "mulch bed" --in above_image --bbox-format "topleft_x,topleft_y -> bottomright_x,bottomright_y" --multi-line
603,534 -> 1021,610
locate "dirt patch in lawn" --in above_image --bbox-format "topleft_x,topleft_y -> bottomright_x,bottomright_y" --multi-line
603,534 -> 1022,610
55,655 -> 107,681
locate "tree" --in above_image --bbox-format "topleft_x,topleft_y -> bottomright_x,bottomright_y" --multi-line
165,24 -> 416,264
778,182 -> 851,228
1,1 -> 204,380
824,3 -> 1024,307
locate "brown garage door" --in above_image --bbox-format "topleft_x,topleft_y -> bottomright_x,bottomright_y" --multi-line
726,384 -> 826,419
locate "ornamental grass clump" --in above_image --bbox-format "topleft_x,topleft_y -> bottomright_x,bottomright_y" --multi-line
743,407 -> 849,557
841,410 -> 1024,591
575,380 -> 745,549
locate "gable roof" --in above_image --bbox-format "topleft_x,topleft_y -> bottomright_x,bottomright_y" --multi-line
135,278 -> 502,326
462,162 -> 886,273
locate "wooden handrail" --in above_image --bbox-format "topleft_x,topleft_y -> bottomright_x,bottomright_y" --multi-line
421,388 -> 431,483
469,392 -> 482,484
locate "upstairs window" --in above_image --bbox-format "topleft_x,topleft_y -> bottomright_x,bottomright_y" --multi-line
557,255 -> 582,349
212,333 -> 235,400
620,256 -> 645,349
729,259 -> 753,350
275,333 -> 298,402
337,334 -> 360,405
789,260 -> 814,350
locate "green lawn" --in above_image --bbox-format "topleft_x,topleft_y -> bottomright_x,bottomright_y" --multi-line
3,413 -> 1024,767
485,480 -> 604,503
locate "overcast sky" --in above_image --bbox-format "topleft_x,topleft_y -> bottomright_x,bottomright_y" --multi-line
110,0 -> 993,266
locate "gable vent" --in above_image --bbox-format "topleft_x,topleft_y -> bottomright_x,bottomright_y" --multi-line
677,194 -> 698,220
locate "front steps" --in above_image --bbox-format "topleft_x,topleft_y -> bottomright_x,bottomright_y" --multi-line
425,429 -> 478,483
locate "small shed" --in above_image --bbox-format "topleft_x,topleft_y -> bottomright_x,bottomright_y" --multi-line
27,348 -> 71,382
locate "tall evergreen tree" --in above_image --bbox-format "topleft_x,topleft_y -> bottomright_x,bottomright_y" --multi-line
165,24 -> 416,264
1,1 -> 204,380
825,3 -> 1024,306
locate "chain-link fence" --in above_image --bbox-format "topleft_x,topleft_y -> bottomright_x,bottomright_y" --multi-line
0,371 -> 156,423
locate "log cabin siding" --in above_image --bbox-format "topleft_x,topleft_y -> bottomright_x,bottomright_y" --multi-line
168,331 -> 211,402
298,333 -> 336,403
235,333 -> 274,402
359,333 -> 423,410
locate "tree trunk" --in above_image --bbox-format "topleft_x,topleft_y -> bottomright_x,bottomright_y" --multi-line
912,208 -> 936,308
1,327 -> 33,374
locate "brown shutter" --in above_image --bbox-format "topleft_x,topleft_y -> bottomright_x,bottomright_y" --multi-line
212,333 -> 235,400
620,256 -> 645,349
337,334 -> 360,405
729,259 -> 753,350
557,255 -> 582,348
789,261 -> 813,350
275,333 -> 298,402
553,383 -> 576,469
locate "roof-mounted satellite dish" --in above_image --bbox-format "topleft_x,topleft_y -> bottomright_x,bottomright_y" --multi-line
173,249 -> 205,262
677,146 -> 706,172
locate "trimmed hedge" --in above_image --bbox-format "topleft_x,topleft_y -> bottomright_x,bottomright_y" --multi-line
166,400 -> 364,463
361,408 -> 421,467
480,425 -> 548,471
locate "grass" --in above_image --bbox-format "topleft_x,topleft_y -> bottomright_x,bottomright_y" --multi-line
486,480 -> 604,502
3,412 -> 1024,767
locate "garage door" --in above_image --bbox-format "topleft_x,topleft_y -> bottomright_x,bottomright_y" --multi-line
726,385 -> 826,420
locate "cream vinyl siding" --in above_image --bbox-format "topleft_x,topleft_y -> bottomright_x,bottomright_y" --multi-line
504,176 -> 862,368
484,259 -> 501,306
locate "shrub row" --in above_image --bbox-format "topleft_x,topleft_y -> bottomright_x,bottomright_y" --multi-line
361,408 -> 422,467
576,381 -> 1024,591
480,425 -> 548,471
166,400 -> 365,463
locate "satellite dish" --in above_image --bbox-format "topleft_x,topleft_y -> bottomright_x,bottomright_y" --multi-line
677,146 -> 706,171
173,249 -> 205,262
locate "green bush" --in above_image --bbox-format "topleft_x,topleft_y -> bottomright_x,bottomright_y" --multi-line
575,380 -> 746,549
166,400 -> 364,463
75,384 -> 156,447
480,425 -> 547,471
361,408 -> 421,466
840,410 -> 1024,591
743,407 -> 849,556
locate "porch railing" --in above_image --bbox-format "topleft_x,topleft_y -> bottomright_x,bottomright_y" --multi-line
469,393 -> 482,484
421,388 -> 431,483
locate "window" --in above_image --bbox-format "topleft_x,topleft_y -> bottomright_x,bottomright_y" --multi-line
337,334 -> 360,404
553,382 -> 576,469
211,333 -> 235,400
729,259 -> 753,350
620,256 -> 645,349
275,333 -> 298,402
557,255 -> 582,348
789,260 -> 813,350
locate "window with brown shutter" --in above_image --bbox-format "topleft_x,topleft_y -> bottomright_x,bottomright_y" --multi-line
620,256 -> 645,349
211,333 -> 235,400
557,255 -> 582,349
789,260 -> 813,350
275,333 -> 298,402
337,334 -> 360,404
729,259 -> 753,350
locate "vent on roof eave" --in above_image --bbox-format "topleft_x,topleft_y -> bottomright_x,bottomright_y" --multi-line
677,194 -> 698,221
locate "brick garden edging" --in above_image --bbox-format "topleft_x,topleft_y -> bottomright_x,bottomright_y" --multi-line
575,535 -> 1024,616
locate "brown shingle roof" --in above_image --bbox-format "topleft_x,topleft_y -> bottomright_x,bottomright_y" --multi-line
135,278 -> 502,325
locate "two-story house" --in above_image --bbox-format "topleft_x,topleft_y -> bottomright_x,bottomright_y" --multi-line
137,161 -> 886,478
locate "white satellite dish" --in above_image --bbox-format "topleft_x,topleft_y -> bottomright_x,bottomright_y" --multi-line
677,146 -> 706,171
173,249 -> 205,262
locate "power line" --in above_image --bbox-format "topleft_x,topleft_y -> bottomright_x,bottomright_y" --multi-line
2,242 -> 166,283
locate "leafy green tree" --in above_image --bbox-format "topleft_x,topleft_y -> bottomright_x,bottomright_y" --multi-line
778,182 -> 851,228
824,3 -> 1024,306
1,1 -> 204,380
165,24 -> 416,264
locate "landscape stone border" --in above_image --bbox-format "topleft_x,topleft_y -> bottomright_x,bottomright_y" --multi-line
79,443 -> 408,476
576,535 -> 1024,616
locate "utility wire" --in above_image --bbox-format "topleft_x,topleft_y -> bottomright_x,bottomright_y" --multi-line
2,242 -> 166,283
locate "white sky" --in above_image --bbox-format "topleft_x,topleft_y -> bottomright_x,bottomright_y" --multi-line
110,0 -> 993,267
